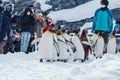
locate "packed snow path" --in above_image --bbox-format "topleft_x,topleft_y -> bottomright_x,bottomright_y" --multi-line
0,52 -> 120,80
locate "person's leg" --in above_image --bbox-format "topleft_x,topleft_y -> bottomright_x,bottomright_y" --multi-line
21,32 -> 27,52
102,32 -> 109,44
102,32 -> 109,53
24,32 -> 31,53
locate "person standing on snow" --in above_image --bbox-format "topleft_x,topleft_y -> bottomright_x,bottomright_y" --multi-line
92,0 -> 113,44
0,3 -> 14,54
20,6 -> 35,53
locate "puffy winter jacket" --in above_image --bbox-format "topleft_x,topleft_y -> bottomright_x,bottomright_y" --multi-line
92,8 -> 113,33
20,7 -> 35,34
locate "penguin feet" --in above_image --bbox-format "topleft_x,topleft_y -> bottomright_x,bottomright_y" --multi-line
53,60 -> 56,62
46,60 -> 51,62
64,59 -> 68,63
67,49 -> 69,52
57,59 -> 60,62
93,54 -> 96,56
57,53 -> 60,57
81,60 -> 85,63
40,59 -> 43,62
74,59 -> 77,62
86,58 -> 89,60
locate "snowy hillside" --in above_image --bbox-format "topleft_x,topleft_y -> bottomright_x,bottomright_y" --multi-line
0,52 -> 120,80
48,0 -> 120,22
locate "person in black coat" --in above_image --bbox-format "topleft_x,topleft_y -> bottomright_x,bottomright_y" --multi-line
20,6 -> 35,53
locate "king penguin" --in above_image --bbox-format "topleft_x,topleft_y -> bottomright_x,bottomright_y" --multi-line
107,31 -> 117,54
93,32 -> 104,58
57,30 -> 70,62
71,30 -> 85,62
38,27 -> 56,62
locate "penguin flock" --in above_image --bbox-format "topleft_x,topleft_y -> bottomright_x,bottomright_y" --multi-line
35,26 -> 118,63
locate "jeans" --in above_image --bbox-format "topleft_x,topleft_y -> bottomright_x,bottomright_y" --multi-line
21,32 -> 31,52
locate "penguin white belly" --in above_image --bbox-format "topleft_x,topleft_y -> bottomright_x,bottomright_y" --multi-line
38,31 -> 54,60
63,33 -> 71,42
53,44 -> 58,61
57,36 -> 70,60
71,36 -> 85,60
107,38 -> 116,54
94,37 -> 104,58
91,34 -> 99,45
63,34 -> 74,55
53,33 -> 58,61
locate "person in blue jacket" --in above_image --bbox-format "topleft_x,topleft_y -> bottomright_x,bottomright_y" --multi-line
92,0 -> 113,44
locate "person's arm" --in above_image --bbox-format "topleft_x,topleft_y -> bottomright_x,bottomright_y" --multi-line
92,10 -> 98,33
108,10 -> 113,33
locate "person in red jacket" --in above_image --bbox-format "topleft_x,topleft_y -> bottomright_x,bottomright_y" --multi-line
43,17 -> 54,33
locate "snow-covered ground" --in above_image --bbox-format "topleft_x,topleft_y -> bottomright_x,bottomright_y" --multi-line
48,0 -> 120,22
0,52 -> 120,80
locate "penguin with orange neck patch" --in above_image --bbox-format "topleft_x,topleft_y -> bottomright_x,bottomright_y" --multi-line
107,31 -> 117,54
38,25 -> 57,62
56,28 -> 70,62
71,29 -> 85,62
92,32 -> 104,59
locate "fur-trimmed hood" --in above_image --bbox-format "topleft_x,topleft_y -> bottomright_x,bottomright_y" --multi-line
4,3 -> 14,13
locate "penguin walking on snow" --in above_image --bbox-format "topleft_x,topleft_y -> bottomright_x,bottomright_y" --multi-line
107,31 -> 117,54
80,29 -> 92,61
56,30 -> 70,62
93,32 -> 104,59
38,26 -> 57,62
71,30 -> 85,62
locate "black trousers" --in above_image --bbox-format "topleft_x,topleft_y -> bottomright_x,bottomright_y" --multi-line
95,30 -> 109,44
